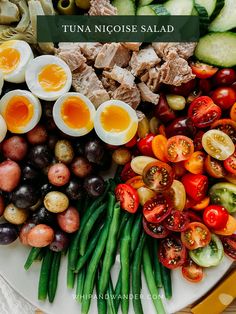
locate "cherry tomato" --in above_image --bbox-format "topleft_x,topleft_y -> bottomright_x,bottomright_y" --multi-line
214,68 -> 236,86
181,222 -> 211,250
214,215 -> 236,236
230,103 -> 236,122
158,235 -> 187,269
125,176 -> 145,190
192,196 -> 210,211
198,79 -> 212,94
151,135 -> 168,162
225,172 -> 236,185
184,151 -> 205,174
168,180 -> 186,211
211,87 -> 236,110
221,234 -> 236,260
187,89 -> 202,104
154,94 -> 176,124
190,62 -> 218,79
224,150 -> 236,175
163,210 -> 190,232
193,131 -> 204,151
203,205 -> 229,230
232,82 -> 236,92
137,187 -> 156,206
184,197 -> 197,210
143,194 -> 173,224
204,155 -> 227,178
184,210 -> 202,222
165,117 -> 196,139
188,96 -> 221,128
167,79 -> 196,97
211,119 -> 236,144
125,134 -> 137,148
182,259 -> 204,283
142,161 -> 174,192
172,161 -> 187,178
137,133 -> 155,157
182,173 -> 208,202
120,163 -> 137,182
166,135 -> 194,163
115,184 -> 139,213
142,218 -> 170,238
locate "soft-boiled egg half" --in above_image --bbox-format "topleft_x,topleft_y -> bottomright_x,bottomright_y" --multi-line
0,71 -> 3,96
0,90 -> 42,134
53,93 -> 96,136
94,100 -> 138,145
0,40 -> 33,83
25,55 -> 72,101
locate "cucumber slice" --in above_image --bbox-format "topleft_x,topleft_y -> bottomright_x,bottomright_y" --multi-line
136,5 -> 156,15
112,0 -> 136,15
195,0 -> 217,16
139,0 -> 153,5
191,7 -> 198,15
195,32 -> 236,67
151,4 -> 170,15
209,0 -> 236,32
194,3 -> 210,34
163,0 -> 193,15
210,0 -> 225,21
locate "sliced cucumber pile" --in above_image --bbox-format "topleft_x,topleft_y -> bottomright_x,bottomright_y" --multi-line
136,5 -> 156,15
163,0 -> 194,15
195,0 -> 217,16
209,0 -> 236,32
112,0 -> 136,15
138,0 -> 153,6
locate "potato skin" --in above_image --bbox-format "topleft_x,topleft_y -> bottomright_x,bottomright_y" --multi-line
57,206 -> 80,233
2,136 -> 28,161
0,160 -> 21,192
26,125 -> 48,144
27,224 -> 54,247
48,163 -> 70,186
19,222 -> 36,245
4,203 -> 28,225
44,191 -> 69,213
55,140 -> 74,164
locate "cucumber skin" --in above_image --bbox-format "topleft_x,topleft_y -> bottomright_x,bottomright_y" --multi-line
112,0 -> 136,15
209,0 -> 236,32
136,5 -> 156,15
195,32 -> 236,67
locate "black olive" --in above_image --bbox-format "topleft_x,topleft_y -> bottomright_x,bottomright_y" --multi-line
12,185 -> 39,209
29,145 -> 52,169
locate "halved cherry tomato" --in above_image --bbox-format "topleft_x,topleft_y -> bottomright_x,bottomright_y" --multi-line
115,184 -> 139,213
137,133 -> 155,157
137,186 -> 156,206
230,103 -> 236,122
224,150 -> 236,175
221,234 -> 236,260
142,218 -> 170,238
163,210 -> 190,232
192,196 -> 210,211
125,134 -> 137,148
154,94 -> 176,124
214,68 -> 236,86
211,87 -> 236,110
211,119 -> 236,144
159,124 -> 166,137
188,96 -> 221,128
184,151 -> 205,174
168,180 -> 186,211
143,194 -> 173,224
125,176 -> 145,190
167,79 -> 196,97
172,161 -> 187,178
203,205 -> 229,230
182,173 -> 208,202
214,215 -> 236,236
166,135 -> 194,163
184,210 -> 202,223
181,222 -> 211,250
120,163 -> 137,182
182,259 -> 204,283
198,79 -> 212,94
193,131 -> 204,151
152,135 -> 168,162
190,62 -> 218,79
204,155 -> 227,178
165,117 -> 196,139
158,235 -> 187,269
184,197 -> 198,210
142,161 -> 174,192
225,172 -> 236,185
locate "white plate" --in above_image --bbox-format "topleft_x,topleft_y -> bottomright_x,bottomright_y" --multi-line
0,240 -> 232,314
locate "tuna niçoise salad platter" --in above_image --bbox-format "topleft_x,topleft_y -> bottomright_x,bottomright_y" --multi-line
0,0 -> 236,313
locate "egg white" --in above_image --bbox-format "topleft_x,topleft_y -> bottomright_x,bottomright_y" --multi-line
94,100 -> 138,145
0,71 -> 3,96
0,114 -> 7,142
53,92 -> 96,137
0,40 -> 33,83
25,55 -> 72,101
0,90 -> 42,134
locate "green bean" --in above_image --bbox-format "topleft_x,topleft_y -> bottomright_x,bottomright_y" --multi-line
130,214 -> 142,254
48,252 -> 61,303
114,273 -> 121,312
24,247 -> 42,270
107,277 -> 117,314
99,202 -> 121,294
114,165 -> 123,184
132,232 -> 146,314
117,212 -> 130,240
35,248 -> 45,262
120,216 -> 133,314
153,240 -> 163,288
79,203 -> 106,256
57,0 -> 77,15
76,268 -> 85,303
67,260 -> 76,289
96,271 -> 107,314
142,244 -> 166,314
38,249 -> 53,301
160,264 -> 172,300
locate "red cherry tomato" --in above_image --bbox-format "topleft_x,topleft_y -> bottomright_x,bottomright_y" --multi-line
184,210 -> 202,223
165,135 -> 194,163
198,79 -> 212,94
163,210 -> 190,232
172,161 -> 187,178
211,119 -> 236,144
188,96 -> 221,128
181,222 -> 211,250
115,184 -> 139,213
204,155 -> 227,178
143,194 -> 173,224
182,173 -> 208,202
221,234 -> 236,260
142,217 -> 170,238
190,62 -> 218,79
182,259 -> 203,283
203,205 -> 229,230
125,134 -> 137,148
193,131 -> 204,151
224,150 -> 236,175
154,94 -> 176,124
137,133 -> 155,157
167,79 -> 196,97
211,87 -> 236,110
165,117 -> 196,139
120,163 -> 137,182
214,68 -> 236,86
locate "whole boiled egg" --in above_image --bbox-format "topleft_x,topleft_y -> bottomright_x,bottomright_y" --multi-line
53,92 -> 96,136
0,115 -> 7,142
25,55 -> 72,101
0,40 -> 33,83
0,71 -> 3,96
94,100 -> 138,145
0,90 -> 42,134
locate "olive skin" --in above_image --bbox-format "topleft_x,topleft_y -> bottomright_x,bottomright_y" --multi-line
12,185 -> 39,209
31,206 -> 56,225
0,223 -> 18,245
84,139 -> 105,164
65,179 -> 83,201
40,183 -> 54,198
29,145 -> 52,169
84,175 -> 105,197
22,164 -> 39,182
49,230 -> 69,252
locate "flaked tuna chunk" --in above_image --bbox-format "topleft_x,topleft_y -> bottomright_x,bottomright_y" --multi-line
122,42 -> 142,51
78,43 -> 103,61
101,76 -> 118,97
58,42 -> 80,51
95,43 -> 130,69
112,85 -> 141,109
141,67 -> 161,92
57,49 -> 86,72
152,42 -> 197,60
72,64 -> 109,107
89,0 -> 117,16
138,82 -> 160,105
103,65 -> 135,88
130,45 -> 161,76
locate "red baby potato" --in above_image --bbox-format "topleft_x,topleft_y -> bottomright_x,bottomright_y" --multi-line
0,160 -> 21,192
27,224 -> 54,247
57,206 -> 80,233
19,221 -> 36,245
2,136 -> 28,161
0,196 -> 4,217
48,163 -> 70,186
26,125 -> 48,144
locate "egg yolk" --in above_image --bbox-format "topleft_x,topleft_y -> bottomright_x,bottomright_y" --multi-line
61,97 -> 92,129
4,96 -> 34,133
100,105 -> 131,132
38,64 -> 67,92
0,48 -> 20,74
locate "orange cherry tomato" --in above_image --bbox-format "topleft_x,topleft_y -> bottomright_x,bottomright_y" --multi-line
152,135 -> 168,162
214,215 -> 236,236
230,103 -> 236,122
191,196 -> 210,211
126,176 -> 145,190
159,125 -> 166,137
184,151 -> 205,174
